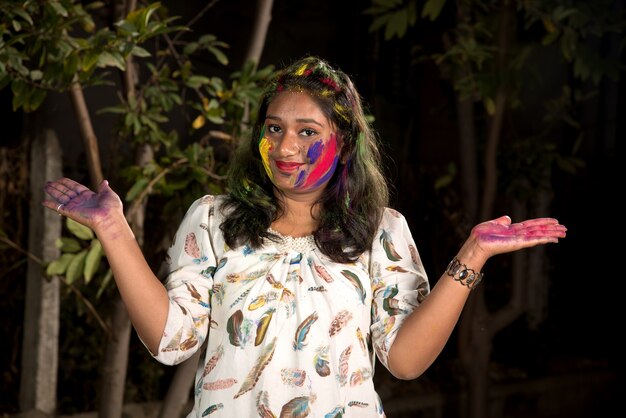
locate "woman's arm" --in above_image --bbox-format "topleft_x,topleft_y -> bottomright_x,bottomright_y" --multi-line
387,215 -> 566,379
44,178 -> 169,354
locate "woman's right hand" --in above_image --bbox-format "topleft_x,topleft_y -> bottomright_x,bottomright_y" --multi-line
43,177 -> 123,232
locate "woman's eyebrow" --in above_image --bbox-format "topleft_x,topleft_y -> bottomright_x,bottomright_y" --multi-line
266,114 -> 323,127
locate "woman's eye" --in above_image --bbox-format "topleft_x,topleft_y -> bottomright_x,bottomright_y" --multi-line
267,125 -> 281,133
301,128 -> 317,137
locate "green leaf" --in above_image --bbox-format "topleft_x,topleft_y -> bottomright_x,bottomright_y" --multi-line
183,42 -> 199,56
12,19 -> 21,32
84,240 -> 103,284
66,250 -> 87,284
29,70 -> 43,81
96,269 -> 113,299
46,253 -> 75,276
125,177 -> 149,202
66,218 -> 94,240
207,46 -> 228,65
56,237 -> 82,253
186,75 -> 210,89
13,8 -> 34,26
131,45 -> 151,58
421,0 -> 446,21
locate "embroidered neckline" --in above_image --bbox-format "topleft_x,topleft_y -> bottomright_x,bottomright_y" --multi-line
267,228 -> 317,253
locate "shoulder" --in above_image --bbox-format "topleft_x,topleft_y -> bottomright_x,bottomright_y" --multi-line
181,194 -> 228,222
379,207 -> 409,230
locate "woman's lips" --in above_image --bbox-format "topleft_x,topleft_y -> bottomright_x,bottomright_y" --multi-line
274,161 -> 303,172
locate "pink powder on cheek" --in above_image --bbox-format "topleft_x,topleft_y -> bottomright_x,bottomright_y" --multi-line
299,133 -> 339,189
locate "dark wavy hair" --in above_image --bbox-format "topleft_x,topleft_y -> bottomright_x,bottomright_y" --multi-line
219,56 -> 389,263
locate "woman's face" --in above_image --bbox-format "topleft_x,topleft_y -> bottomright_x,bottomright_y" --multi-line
259,91 -> 341,196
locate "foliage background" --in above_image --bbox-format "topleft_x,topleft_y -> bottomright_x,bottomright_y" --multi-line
1,0 -> 624,416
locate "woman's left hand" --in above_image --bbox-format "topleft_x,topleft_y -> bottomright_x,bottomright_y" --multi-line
465,215 -> 567,263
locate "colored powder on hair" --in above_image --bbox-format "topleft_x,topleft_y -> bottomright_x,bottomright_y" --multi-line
295,64 -> 308,76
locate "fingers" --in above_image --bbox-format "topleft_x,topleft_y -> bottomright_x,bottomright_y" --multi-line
491,215 -> 512,226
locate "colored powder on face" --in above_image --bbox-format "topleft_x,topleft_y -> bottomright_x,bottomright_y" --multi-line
300,133 -> 339,189
259,134 -> 273,181
307,140 -> 324,164
294,170 -> 307,188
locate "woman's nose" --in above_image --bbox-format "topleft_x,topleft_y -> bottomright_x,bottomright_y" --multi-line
277,132 -> 300,156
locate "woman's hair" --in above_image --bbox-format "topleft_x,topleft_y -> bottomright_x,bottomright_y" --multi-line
220,56 -> 389,263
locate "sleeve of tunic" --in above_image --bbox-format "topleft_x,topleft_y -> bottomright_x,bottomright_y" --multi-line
151,195 -> 218,365
369,208 -> 430,370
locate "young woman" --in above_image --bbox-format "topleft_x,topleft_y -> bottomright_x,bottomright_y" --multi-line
44,56 -> 566,417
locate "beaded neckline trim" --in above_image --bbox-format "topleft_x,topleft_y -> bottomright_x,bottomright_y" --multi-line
267,228 -> 317,253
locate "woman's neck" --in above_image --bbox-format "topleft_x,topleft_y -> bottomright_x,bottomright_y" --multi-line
272,191 -> 321,237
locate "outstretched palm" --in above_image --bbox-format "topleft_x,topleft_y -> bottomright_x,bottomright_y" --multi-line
470,215 -> 567,260
43,177 -> 123,230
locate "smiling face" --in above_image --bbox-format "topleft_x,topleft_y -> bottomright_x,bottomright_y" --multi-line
259,91 -> 341,197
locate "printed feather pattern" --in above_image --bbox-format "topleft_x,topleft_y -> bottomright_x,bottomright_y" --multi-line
349,368 -> 372,387
324,406 -> 345,418
347,401 -> 368,408
293,311 -> 318,350
313,345 -> 330,377
329,310 -> 353,337
234,336 -> 278,399
356,328 -> 367,354
255,308 -> 275,346
202,378 -> 238,391
279,394 -> 316,418
340,270 -> 365,303
379,230 -> 402,261
201,403 -> 223,416
337,345 -> 353,386
314,264 -> 334,283
202,344 -> 224,377
184,233 -> 200,258
227,310 -> 243,347
256,391 -> 276,418
408,244 -> 422,267
280,368 -> 307,387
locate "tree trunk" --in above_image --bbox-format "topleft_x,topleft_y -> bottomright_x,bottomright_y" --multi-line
244,0 -> 274,65
19,128 -> 62,416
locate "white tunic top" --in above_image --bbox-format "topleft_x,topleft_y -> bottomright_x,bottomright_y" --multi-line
152,195 -> 429,417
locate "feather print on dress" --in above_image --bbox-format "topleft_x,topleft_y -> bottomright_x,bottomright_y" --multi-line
185,282 -> 202,300
329,310 -> 353,337
227,310 -> 244,347
160,328 -> 183,352
347,401 -> 368,408
324,406 -> 345,418
313,264 -> 334,283
280,368 -> 307,387
201,403 -> 223,416
385,265 -> 409,273
202,378 -> 238,390
340,270 -> 366,303
336,345 -> 353,386
184,232 -> 208,263
356,328 -> 367,354
202,344 -> 224,377
349,368 -> 372,387
293,311 -> 318,350
313,345 -> 330,377
256,390 -> 276,418
255,308 -> 275,346
379,229 -> 402,261
408,244 -> 422,267
279,393 -> 317,418
179,334 -> 198,351
234,336 -> 278,399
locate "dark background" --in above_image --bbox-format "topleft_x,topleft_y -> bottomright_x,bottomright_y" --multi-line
1,0 -> 623,416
